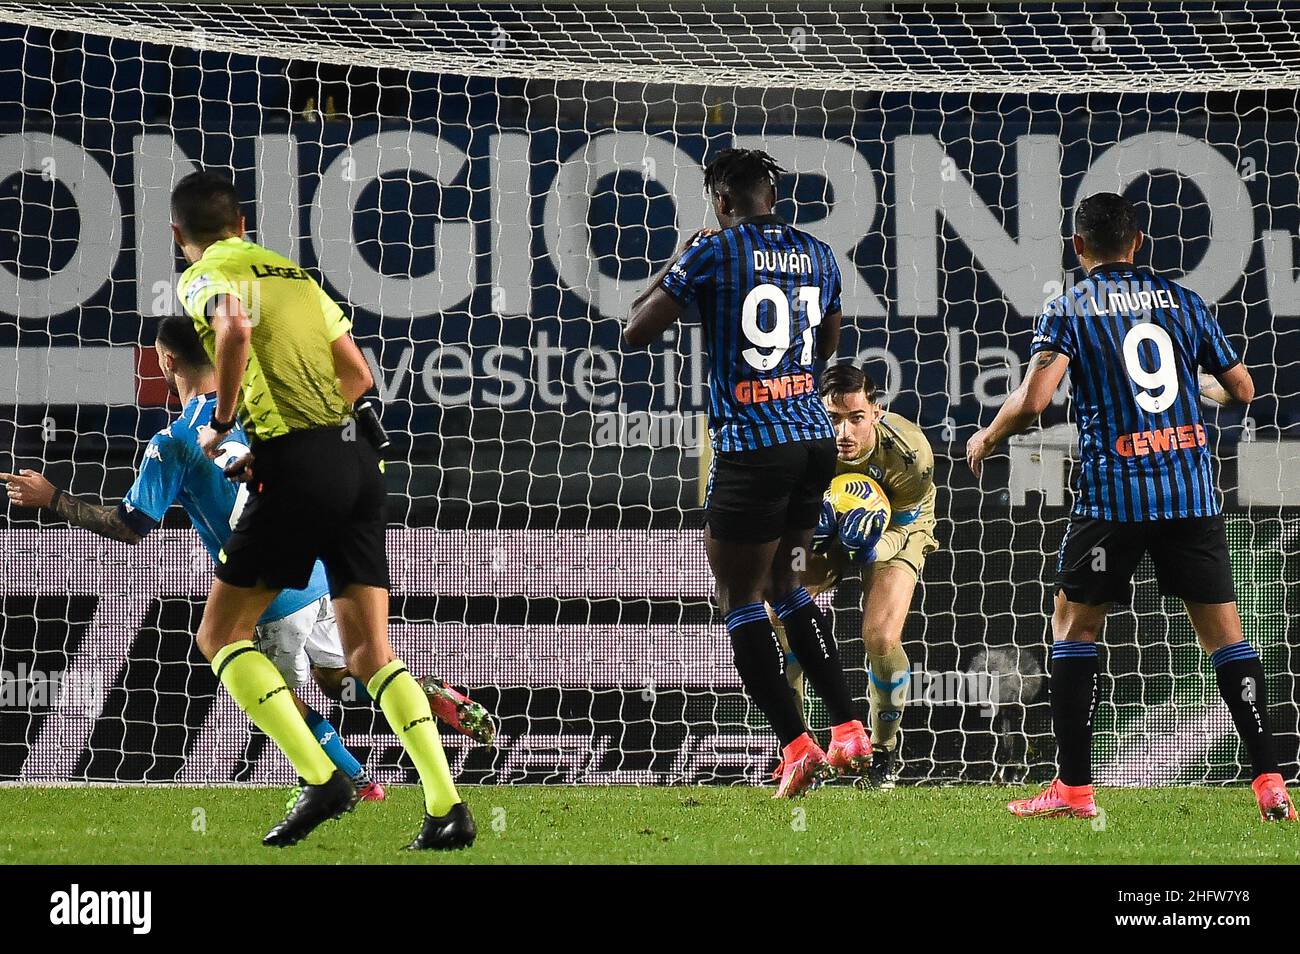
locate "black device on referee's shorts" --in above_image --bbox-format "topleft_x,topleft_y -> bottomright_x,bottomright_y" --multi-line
1055,513 -> 1236,606
215,425 -> 390,595
705,438 -> 838,544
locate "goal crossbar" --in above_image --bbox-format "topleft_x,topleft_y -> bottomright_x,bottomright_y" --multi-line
1,1 -> 1300,92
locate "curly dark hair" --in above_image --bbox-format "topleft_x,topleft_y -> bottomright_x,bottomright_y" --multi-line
702,148 -> 784,201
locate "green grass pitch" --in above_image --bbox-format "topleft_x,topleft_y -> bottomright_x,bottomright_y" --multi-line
1,785 -> 1295,864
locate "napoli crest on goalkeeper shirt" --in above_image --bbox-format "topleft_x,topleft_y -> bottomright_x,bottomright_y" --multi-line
660,213 -> 838,452
1032,264 -> 1240,522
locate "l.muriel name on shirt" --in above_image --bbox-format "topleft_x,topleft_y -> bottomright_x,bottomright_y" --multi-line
1084,286 -> 1181,314
753,249 -> 813,273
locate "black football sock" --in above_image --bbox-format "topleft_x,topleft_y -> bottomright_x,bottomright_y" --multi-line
772,587 -> 856,726
1211,642 -> 1278,778
726,602 -> 807,747
1050,640 -> 1100,787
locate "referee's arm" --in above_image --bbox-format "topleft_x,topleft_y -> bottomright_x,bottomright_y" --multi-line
197,293 -> 251,459
331,332 -> 374,403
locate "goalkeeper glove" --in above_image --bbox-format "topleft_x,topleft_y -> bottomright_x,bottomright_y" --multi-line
839,508 -> 888,565
353,392 -> 390,457
812,499 -> 838,553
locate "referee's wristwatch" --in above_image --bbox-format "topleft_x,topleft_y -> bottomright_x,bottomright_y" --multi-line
209,412 -> 237,435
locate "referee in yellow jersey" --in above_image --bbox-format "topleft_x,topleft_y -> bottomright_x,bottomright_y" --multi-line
171,170 -> 472,849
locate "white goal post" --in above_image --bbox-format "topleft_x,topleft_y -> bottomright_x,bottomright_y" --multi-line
0,0 -> 1297,787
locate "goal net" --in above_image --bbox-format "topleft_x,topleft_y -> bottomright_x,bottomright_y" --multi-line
0,0 -> 1297,787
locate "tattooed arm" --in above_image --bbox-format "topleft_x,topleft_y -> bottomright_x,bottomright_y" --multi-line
966,350 -> 1069,477
1199,363 -> 1254,408
1,469 -> 142,544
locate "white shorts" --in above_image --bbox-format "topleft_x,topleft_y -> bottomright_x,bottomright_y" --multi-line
252,595 -> 347,689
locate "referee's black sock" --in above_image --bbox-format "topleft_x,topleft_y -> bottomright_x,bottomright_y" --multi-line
726,602 -> 807,747
1211,642 -> 1279,778
772,587 -> 856,726
1050,640 -> 1100,787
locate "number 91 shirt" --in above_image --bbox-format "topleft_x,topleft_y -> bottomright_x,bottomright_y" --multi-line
661,213 -> 839,454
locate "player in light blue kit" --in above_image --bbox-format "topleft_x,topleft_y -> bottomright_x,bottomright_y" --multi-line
3,316 -> 494,797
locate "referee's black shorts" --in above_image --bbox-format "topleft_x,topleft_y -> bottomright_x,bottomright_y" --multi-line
1055,513 -> 1235,606
215,425 -> 389,596
705,438 -> 837,544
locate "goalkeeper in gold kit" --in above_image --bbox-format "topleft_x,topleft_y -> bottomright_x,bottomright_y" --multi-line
169,170 -> 472,849
772,363 -> 939,788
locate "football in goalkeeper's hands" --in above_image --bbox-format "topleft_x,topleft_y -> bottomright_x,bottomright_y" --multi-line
825,473 -> 891,527
825,474 -> 892,563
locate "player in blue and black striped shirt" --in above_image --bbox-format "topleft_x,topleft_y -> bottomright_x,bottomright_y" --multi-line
968,192 -> 1294,822
626,149 -> 872,797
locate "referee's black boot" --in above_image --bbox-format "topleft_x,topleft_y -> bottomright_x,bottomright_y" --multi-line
407,802 -> 476,851
263,770 -> 358,847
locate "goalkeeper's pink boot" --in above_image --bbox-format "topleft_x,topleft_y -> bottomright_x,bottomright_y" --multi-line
826,720 -> 873,781
1007,779 -> 1099,819
358,780 -> 387,802
1253,773 -> 1297,821
773,734 -> 832,799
